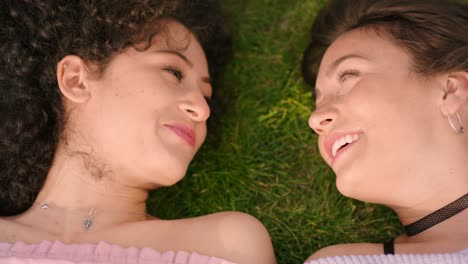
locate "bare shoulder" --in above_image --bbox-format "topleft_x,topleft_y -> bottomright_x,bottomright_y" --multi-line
196,211 -> 276,264
0,216 -> 23,241
99,212 -> 276,263
305,243 -> 383,262
0,217 -> 10,239
0,216 -> 46,243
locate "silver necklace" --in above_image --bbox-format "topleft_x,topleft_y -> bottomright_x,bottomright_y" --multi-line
38,201 -> 97,232
37,201 -> 150,232
83,208 -> 96,232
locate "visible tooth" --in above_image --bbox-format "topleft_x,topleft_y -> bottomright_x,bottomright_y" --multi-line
339,137 -> 346,146
333,137 -> 345,157
332,142 -> 339,157
345,135 -> 353,143
352,134 -> 359,141
332,134 -> 362,158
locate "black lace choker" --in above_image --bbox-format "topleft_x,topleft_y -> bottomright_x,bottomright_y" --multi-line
404,193 -> 468,237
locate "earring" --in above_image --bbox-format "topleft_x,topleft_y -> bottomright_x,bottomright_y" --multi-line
448,112 -> 464,134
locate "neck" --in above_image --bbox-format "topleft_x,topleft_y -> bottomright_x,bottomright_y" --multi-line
389,147 -> 468,242
392,190 -> 468,242
40,145 -> 148,210
26,145 -> 151,236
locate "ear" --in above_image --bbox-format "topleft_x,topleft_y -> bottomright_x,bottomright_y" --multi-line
439,71 -> 468,116
57,55 -> 91,104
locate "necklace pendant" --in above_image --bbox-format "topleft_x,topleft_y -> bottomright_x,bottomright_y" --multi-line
83,208 -> 96,232
83,218 -> 93,232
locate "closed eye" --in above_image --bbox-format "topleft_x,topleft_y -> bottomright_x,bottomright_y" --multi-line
163,66 -> 184,81
337,69 -> 360,83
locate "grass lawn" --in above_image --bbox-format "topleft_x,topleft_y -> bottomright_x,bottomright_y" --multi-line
149,0 -> 401,263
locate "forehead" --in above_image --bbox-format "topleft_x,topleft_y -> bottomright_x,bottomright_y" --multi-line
150,21 -> 208,70
318,27 -> 412,78
152,21 -> 193,49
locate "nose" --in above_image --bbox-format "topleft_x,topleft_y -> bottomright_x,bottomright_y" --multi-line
179,90 -> 211,122
308,105 -> 338,135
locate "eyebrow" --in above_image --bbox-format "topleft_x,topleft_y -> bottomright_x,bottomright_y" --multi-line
154,49 -> 194,67
313,54 -> 368,100
326,54 -> 369,77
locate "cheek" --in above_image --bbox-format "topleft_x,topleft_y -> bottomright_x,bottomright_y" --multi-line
338,79 -> 434,200
344,76 -> 415,131
90,88 -> 166,156
317,137 -> 330,165
196,125 -> 207,148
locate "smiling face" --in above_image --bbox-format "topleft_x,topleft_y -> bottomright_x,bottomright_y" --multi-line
69,21 -> 212,188
308,28 -> 448,204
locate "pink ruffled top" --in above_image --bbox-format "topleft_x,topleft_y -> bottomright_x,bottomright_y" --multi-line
0,241 -> 236,264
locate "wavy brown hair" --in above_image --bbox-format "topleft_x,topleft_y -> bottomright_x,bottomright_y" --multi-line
302,0 -> 468,87
0,0 -> 232,216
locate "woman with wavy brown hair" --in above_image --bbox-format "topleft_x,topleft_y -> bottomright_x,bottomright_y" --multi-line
302,0 -> 467,263
0,1 -> 275,263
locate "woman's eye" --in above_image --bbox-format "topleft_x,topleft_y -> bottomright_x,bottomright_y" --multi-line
163,67 -> 184,81
337,69 -> 360,83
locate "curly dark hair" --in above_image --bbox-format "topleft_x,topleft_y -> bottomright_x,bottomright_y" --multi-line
302,0 -> 468,87
0,0 -> 232,216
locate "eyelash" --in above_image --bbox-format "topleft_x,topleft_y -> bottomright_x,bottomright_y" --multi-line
337,69 -> 360,83
163,66 -> 212,104
163,66 -> 184,81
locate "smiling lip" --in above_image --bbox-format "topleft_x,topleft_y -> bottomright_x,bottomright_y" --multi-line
165,124 -> 195,148
323,131 -> 363,166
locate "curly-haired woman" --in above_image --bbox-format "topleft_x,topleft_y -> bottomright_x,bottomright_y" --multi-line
0,1 -> 276,263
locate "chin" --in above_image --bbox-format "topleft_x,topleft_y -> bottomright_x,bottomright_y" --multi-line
336,180 -> 354,198
162,174 -> 186,187
138,162 -> 188,189
159,164 -> 189,186
335,171 -> 364,200
146,150 -> 194,184
336,177 -> 387,204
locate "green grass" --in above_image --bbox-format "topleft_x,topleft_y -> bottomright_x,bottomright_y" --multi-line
148,1 -> 401,263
